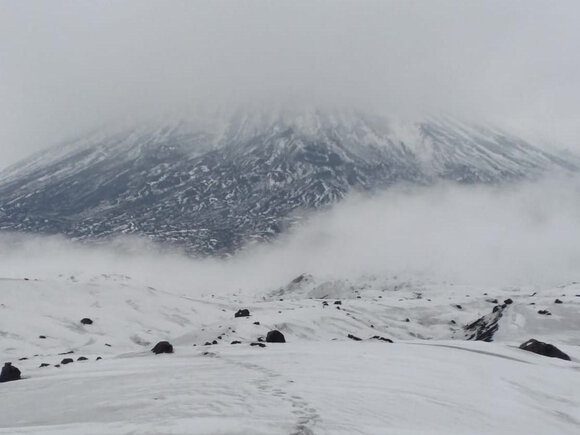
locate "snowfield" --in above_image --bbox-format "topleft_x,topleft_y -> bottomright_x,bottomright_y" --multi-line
1,273 -> 579,434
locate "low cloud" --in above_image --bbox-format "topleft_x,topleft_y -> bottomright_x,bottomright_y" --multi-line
1,176 -> 579,292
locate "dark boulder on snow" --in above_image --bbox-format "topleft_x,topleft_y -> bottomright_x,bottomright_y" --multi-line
519,339 -> 571,361
235,309 -> 250,318
77,356 -> 88,361
39,363 -> 50,368
347,334 -> 362,341
0,362 -> 21,383
504,298 -> 513,305
554,299 -> 563,304
538,310 -> 551,316
266,330 -> 286,343
151,341 -> 174,354
80,318 -> 93,325
61,358 -> 74,365
231,340 -> 242,345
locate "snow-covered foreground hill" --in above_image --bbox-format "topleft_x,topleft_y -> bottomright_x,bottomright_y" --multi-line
1,273 -> 579,434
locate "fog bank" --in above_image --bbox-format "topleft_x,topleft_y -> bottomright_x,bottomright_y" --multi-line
1,177 -> 579,292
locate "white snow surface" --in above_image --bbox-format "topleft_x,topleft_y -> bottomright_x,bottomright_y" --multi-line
1,273 -> 579,434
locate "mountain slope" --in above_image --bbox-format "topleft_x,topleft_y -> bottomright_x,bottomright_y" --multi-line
0,110 -> 575,255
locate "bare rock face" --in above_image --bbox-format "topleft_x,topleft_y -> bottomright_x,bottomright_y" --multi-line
0,362 -> 21,383
519,339 -> 571,361
151,341 -> 174,354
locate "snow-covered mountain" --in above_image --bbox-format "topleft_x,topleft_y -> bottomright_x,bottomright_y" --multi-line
0,109 -> 576,255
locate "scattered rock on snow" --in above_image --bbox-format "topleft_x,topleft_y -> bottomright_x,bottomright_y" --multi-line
250,342 -> 266,347
266,330 -> 286,343
538,310 -> 552,316
519,339 -> 570,361
80,318 -> 93,325
151,341 -> 174,354
0,362 -> 21,383
61,358 -> 74,365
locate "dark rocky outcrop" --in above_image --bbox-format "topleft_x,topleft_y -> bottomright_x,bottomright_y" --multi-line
504,298 -> 513,305
80,318 -> 93,325
235,309 -> 250,318
371,336 -> 393,343
0,363 -> 21,383
554,299 -> 563,304
538,310 -> 552,316
151,341 -> 174,354
231,340 -> 242,345
347,334 -> 362,341
519,339 -> 571,361
39,363 -> 50,368
266,330 -> 286,343
77,356 -> 88,361
61,358 -> 74,365
464,304 -> 506,342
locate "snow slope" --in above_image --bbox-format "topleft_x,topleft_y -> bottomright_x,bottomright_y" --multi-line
1,273 -> 579,434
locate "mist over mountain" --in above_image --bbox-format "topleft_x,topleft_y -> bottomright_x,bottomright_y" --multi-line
0,109 -> 575,255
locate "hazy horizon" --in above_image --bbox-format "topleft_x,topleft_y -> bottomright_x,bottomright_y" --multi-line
1,1 -> 580,168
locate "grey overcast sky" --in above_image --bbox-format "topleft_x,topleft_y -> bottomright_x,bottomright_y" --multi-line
1,0 -> 579,168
